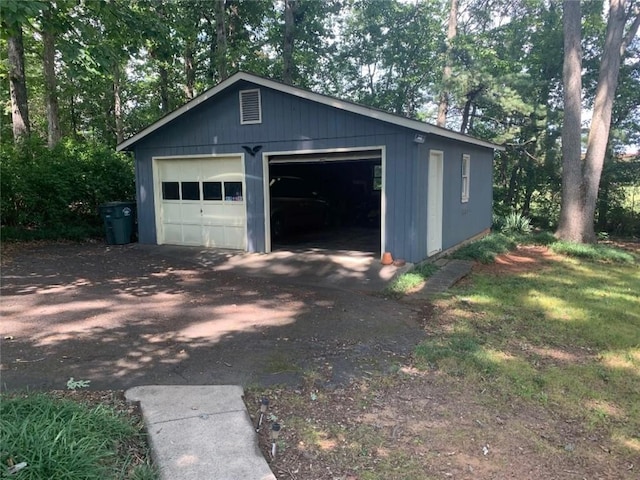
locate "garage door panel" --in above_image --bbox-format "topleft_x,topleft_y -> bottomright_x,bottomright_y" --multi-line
156,157 -> 246,249
180,204 -> 202,224
162,203 -> 182,223
224,226 -> 245,248
163,224 -> 183,245
182,225 -> 202,245
202,158 -> 242,177
202,226 -> 226,248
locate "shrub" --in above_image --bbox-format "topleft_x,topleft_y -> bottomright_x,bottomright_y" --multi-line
451,233 -> 516,263
0,138 -> 135,241
500,212 -> 533,235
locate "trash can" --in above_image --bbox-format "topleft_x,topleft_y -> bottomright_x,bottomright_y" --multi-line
99,202 -> 136,245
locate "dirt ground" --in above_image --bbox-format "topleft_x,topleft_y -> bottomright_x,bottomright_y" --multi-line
2,242 -> 637,479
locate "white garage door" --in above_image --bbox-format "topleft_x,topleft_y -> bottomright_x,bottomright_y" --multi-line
155,156 -> 246,249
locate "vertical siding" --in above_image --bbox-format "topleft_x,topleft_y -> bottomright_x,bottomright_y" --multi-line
131,81 -> 494,263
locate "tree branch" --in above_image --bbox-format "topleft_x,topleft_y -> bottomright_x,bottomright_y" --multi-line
621,3 -> 640,54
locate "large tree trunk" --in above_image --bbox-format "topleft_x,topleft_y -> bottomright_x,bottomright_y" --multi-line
42,8 -> 62,148
436,0 -> 458,128
8,26 -> 30,141
556,0 -> 639,243
215,0 -> 228,81
556,0 -> 584,242
282,0 -> 296,85
579,0 -> 634,242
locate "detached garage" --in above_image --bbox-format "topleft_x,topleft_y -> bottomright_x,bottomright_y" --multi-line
117,72 -> 503,264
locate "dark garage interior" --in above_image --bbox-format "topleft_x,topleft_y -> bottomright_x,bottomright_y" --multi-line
268,152 -> 381,254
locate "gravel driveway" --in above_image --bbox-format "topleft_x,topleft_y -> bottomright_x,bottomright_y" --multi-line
1,243 -> 423,392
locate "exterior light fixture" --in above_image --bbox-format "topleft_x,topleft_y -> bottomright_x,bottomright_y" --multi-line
271,422 -> 281,458
255,397 -> 269,432
413,133 -> 426,144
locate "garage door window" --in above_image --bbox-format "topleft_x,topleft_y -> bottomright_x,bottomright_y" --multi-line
181,182 -> 200,200
203,182 -> 223,200
162,182 -> 180,200
224,182 -> 243,201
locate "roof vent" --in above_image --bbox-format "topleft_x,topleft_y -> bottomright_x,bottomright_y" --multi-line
239,89 -> 262,124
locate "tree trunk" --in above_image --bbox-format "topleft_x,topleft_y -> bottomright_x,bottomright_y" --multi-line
159,65 -> 170,113
436,0 -> 458,128
580,0 -> 635,242
184,41 -> 195,100
556,0 -> 584,242
282,0 -> 296,85
460,85 -> 483,134
8,26 -> 30,141
215,0 -> 228,81
113,63 -> 124,145
42,9 -> 62,148
556,0 -> 638,243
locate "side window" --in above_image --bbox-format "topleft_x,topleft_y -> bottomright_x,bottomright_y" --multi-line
461,154 -> 470,203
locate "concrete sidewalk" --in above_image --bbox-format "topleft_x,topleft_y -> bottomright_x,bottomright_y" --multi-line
409,259 -> 475,299
126,385 -> 276,480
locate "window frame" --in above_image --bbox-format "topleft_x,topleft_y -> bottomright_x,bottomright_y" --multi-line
461,154 -> 470,203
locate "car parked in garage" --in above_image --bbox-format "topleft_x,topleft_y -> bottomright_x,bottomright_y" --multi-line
269,176 -> 330,239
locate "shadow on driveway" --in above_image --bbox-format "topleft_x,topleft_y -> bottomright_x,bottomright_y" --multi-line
1,243 -> 423,392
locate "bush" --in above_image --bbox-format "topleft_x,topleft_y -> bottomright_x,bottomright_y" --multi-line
0,138 -> 135,241
500,212 -> 533,235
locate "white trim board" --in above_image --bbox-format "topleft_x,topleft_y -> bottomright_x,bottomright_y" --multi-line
117,72 -> 504,152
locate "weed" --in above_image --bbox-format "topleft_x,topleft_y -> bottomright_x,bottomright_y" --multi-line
385,262 -> 438,295
67,377 -> 91,390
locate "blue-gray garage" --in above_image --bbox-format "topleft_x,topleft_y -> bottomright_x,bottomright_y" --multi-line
117,72 -> 503,264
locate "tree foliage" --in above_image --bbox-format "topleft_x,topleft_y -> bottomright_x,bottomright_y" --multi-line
1,0 -> 638,240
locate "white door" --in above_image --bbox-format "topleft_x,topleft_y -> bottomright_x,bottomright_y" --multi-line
155,156 -> 246,249
427,151 -> 443,256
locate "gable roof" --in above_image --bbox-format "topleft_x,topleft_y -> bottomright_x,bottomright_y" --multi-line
116,71 -> 504,152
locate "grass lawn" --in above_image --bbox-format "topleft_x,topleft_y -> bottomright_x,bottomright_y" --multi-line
249,239 -> 640,479
0,391 -> 156,479
417,249 -> 640,443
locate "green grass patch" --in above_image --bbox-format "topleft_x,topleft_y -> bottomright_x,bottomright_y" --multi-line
385,262 -> 439,295
450,233 -> 517,263
0,393 -> 156,479
550,240 -> 636,263
414,254 -> 640,445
